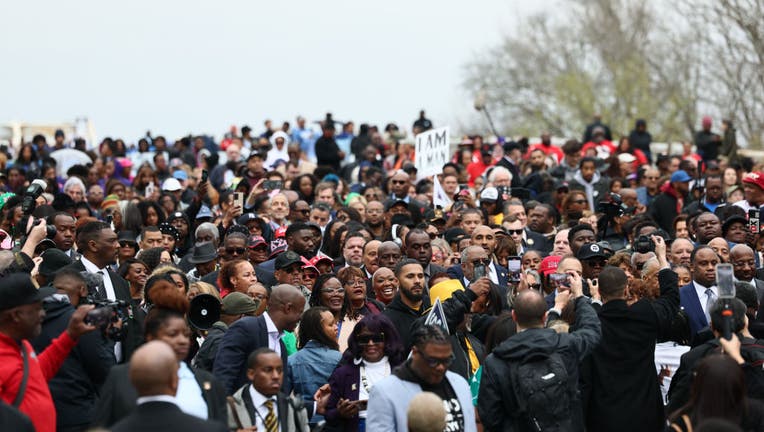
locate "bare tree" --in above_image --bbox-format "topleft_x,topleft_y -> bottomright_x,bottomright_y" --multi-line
463,0 -> 702,142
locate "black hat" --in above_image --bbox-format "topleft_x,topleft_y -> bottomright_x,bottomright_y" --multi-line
576,242 -> 611,261
237,213 -> 265,226
425,207 -> 446,223
167,211 -> 189,225
443,227 -> 467,244
38,249 -> 73,278
159,223 -> 180,241
0,273 -> 55,311
118,230 -> 137,244
384,199 -> 409,212
722,215 -> 748,236
275,250 -> 303,270
502,141 -> 522,153
188,242 -> 218,264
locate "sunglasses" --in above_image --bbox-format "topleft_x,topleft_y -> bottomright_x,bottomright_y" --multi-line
119,241 -> 136,248
357,334 -> 385,345
419,352 -> 455,368
226,247 -> 246,255
507,229 -> 524,235
391,180 -> 407,185
428,233 -> 438,240
298,209 -> 311,215
471,258 -> 490,266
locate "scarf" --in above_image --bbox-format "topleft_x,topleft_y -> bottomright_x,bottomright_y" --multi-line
659,181 -> 684,214
573,170 -> 601,210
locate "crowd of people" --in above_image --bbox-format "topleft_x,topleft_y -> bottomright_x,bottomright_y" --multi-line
0,111 -> 763,432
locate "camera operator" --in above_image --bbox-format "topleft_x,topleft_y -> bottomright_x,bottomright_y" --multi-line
31,269 -> 115,432
683,175 -> 724,215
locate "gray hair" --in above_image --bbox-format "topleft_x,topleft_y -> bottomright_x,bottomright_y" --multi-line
63,176 -> 86,194
640,257 -> 661,279
460,245 -> 485,265
195,222 -> 220,243
488,166 -> 512,183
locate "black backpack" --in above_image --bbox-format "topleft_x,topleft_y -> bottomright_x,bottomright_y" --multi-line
508,350 -> 573,432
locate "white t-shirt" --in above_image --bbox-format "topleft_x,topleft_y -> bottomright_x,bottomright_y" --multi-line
358,356 -> 390,418
654,341 -> 690,405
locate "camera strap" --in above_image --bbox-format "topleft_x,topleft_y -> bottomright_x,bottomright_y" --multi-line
13,341 -> 30,408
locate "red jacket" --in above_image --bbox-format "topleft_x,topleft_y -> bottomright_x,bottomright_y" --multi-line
0,330 -> 76,432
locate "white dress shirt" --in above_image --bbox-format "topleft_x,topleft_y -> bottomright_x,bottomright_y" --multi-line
176,362 -> 208,419
249,385 -> 279,432
80,256 -> 121,361
693,281 -> 718,322
136,394 -> 179,406
263,312 -> 283,356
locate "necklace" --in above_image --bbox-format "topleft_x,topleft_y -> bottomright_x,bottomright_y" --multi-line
360,360 -> 390,393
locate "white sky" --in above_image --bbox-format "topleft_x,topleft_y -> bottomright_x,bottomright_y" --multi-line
1,0 -> 552,143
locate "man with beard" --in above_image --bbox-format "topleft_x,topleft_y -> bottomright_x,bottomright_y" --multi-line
256,223 -> 317,287
377,241 -> 402,270
383,259 -> 426,349
577,243 -> 612,282
65,221 -> 139,363
693,212 -> 722,245
364,200 -> 386,240
404,229 -> 445,293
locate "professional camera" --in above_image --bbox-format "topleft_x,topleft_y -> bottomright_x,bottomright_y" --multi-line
20,180 -> 56,239
596,192 -> 624,219
84,298 -> 129,341
633,235 -> 655,254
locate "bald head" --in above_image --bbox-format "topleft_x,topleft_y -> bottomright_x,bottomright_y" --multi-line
731,244 -> 756,281
129,341 -> 178,397
407,392 -> 446,432
512,290 -> 548,328
269,284 -> 304,308
378,241 -> 402,269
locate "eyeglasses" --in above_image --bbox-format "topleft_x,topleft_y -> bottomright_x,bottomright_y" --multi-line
226,247 -> 246,255
391,180 -> 407,185
471,259 -> 490,266
344,278 -> 365,287
419,352 -> 455,368
428,233 -> 438,240
357,334 -> 385,345
321,287 -> 344,295
507,229 -> 524,235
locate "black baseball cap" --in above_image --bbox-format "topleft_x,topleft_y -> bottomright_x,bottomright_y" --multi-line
576,243 -> 611,261
0,273 -> 55,311
275,250 -> 304,270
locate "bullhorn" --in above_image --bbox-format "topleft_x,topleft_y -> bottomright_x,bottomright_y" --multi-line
188,294 -> 221,330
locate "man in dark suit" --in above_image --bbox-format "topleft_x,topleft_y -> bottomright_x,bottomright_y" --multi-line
64,221 -> 140,363
495,141 -> 522,188
582,236 -> 679,432
679,246 -> 720,337
214,284 -> 306,395
404,229 -> 445,300
730,244 -> 764,320
227,348 -> 309,432
111,341 -> 226,432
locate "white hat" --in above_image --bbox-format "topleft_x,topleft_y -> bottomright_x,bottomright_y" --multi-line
269,131 -> 291,147
162,178 -> 182,192
480,187 -> 499,202
617,153 -> 637,163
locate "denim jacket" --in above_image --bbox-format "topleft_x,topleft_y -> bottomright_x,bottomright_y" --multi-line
286,340 -> 342,423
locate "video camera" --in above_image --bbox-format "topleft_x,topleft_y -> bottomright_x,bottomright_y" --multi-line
596,192 -> 624,219
84,298 -> 129,341
632,229 -> 670,254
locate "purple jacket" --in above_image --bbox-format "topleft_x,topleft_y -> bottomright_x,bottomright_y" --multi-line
325,363 -> 362,432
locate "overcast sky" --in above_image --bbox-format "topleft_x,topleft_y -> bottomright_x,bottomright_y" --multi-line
1,0 -> 550,143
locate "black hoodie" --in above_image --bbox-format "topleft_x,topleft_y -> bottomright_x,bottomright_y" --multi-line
383,293 -> 423,350
31,298 -> 115,431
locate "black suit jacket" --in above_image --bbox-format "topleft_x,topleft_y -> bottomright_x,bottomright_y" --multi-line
111,401 -> 226,432
93,363 -> 227,428
525,228 -> 553,254
581,269 -> 679,432
446,262 -> 510,310
64,259 -> 143,362
495,157 -> 522,188
213,315 -> 289,395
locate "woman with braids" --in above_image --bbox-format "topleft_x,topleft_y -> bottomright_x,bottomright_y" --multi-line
325,314 -> 405,432
286,306 -> 342,427
93,278 -> 227,428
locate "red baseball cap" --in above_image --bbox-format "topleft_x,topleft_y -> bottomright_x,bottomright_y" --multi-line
742,172 -> 764,191
539,255 -> 562,276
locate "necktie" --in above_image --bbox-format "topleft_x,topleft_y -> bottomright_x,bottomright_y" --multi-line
705,288 -> 716,323
264,399 -> 278,432
96,270 -> 108,300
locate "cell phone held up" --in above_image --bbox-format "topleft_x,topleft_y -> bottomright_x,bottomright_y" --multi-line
749,208 -> 760,235
549,273 -> 569,289
233,192 -> 244,210
472,263 -> 486,282
263,180 -> 283,191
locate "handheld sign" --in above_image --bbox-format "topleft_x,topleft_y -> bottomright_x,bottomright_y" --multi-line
424,298 -> 449,333
415,127 -> 450,179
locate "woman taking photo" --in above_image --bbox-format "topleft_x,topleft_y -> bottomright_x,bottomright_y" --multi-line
93,279 -> 227,427
325,314 -> 405,432
286,306 -> 342,426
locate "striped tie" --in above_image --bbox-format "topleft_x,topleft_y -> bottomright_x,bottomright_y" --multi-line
264,399 -> 278,432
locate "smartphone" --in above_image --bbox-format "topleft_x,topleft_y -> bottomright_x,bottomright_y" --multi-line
263,180 -> 283,191
145,182 -> 155,198
458,184 -> 469,192
233,192 -> 244,210
549,273 -> 569,289
201,169 -> 208,183
749,208 -> 760,235
473,263 -> 486,282
507,256 -> 522,282
357,400 -> 368,410
716,263 -> 735,298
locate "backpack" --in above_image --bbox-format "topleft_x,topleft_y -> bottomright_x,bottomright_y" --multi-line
508,350 -> 573,432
